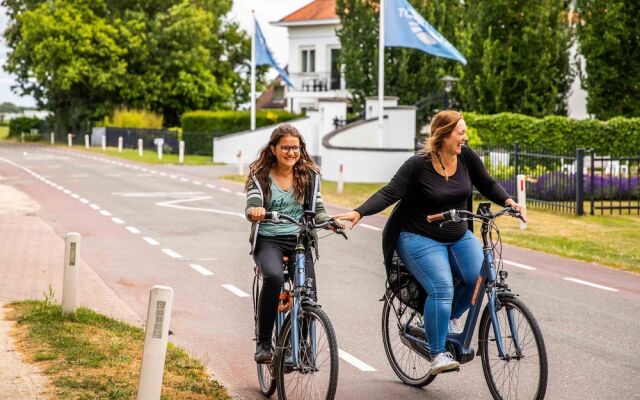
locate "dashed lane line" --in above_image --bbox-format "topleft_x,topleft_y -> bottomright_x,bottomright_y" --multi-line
563,277 -> 618,292
111,217 -> 125,224
161,248 -> 183,259
222,284 -> 250,298
502,260 -> 537,270
189,264 -> 213,276
338,349 -> 376,372
126,226 -> 141,234
143,237 -> 160,246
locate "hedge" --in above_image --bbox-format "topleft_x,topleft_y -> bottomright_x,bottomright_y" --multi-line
8,116 -> 41,138
181,109 -> 301,156
463,112 -> 640,155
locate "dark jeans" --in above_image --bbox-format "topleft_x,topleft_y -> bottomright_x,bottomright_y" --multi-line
253,235 -> 317,344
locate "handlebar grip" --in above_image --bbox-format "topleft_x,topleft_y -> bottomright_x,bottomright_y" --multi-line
427,211 -> 450,223
263,211 -> 278,221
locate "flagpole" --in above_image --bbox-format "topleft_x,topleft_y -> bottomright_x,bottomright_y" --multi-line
251,11 -> 256,131
377,0 -> 385,147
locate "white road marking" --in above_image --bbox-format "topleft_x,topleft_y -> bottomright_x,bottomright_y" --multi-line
180,178 -> 189,182
193,180 -> 202,185
222,284 -> 249,297
206,184 -> 217,189
63,189 -> 71,194
112,191 -> 203,198
99,210 -> 112,216
563,277 -> 618,292
189,264 -> 213,276
89,204 -> 100,210
156,196 -> 244,219
235,192 -> 244,196
79,198 -> 89,204
126,226 -> 141,234
71,193 -> 80,199
159,172 -> 167,176
220,188 -> 231,193
143,237 -> 160,246
503,260 -> 537,270
360,224 -> 382,231
338,349 -> 376,372
161,248 -> 183,259
111,217 -> 125,224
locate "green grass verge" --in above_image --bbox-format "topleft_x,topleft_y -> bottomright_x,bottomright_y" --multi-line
0,126 -> 9,140
62,144 -> 218,165
221,174 -> 640,274
6,300 -> 231,400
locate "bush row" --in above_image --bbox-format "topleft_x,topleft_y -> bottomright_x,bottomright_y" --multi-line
8,116 -> 42,137
463,112 -> 640,155
181,109 -> 301,136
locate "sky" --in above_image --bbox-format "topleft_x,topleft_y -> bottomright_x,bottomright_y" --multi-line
0,0 -> 304,109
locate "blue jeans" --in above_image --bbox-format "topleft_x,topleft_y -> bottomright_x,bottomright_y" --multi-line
396,230 -> 483,355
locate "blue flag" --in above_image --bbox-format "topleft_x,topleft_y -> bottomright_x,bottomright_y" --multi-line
384,0 -> 467,65
254,17 -> 294,87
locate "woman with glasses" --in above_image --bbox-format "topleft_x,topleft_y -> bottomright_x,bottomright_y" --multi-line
245,123 -> 335,363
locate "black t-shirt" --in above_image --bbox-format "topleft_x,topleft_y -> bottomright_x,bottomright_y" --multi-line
355,147 -> 510,243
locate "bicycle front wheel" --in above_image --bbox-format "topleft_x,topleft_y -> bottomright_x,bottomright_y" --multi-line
256,328 -> 277,397
381,291 -> 435,387
479,295 -> 548,400
276,305 -> 339,400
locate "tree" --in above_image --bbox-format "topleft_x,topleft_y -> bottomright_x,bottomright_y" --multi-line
459,0 -> 571,117
2,0 -> 256,132
575,0 -> 640,119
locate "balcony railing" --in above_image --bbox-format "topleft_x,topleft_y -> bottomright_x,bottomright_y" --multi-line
289,72 -> 343,92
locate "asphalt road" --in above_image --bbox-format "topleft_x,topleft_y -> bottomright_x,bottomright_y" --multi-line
1,143 -> 639,400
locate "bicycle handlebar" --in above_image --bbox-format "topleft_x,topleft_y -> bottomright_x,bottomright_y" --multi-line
263,211 -> 348,239
427,206 -> 524,224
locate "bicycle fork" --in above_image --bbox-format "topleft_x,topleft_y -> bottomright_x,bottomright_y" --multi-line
289,248 -> 318,367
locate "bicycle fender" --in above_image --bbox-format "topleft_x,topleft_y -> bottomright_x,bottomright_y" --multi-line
301,298 -> 321,308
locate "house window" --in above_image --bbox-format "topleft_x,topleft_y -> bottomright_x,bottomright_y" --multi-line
301,49 -> 316,73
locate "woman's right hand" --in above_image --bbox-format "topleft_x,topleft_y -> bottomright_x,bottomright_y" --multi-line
334,210 -> 362,229
248,207 -> 266,222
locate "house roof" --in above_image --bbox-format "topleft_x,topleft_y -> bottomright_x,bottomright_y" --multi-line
278,0 -> 337,23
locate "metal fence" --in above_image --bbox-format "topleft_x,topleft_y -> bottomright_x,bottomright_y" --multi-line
471,144 -> 640,215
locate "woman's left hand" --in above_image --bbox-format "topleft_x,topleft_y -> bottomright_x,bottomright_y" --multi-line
505,199 -> 527,222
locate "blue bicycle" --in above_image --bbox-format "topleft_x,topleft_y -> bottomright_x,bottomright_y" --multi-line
253,211 -> 346,400
381,202 -> 548,399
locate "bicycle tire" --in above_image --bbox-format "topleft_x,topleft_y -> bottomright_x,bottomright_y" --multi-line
275,305 -> 339,400
381,291 -> 436,387
479,295 -> 548,400
256,328 -> 277,397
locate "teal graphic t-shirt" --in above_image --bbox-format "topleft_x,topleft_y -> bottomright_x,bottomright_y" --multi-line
258,178 -> 303,236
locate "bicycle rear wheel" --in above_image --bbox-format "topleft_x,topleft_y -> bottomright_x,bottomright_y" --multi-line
276,305 -> 339,400
256,329 -> 277,397
381,291 -> 436,387
479,295 -> 548,400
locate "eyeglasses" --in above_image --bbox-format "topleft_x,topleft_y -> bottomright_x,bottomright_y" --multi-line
279,145 -> 301,153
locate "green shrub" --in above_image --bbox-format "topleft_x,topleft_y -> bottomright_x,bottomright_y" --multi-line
8,116 -> 41,137
181,109 -> 301,155
181,109 -> 301,135
103,108 -> 163,129
463,112 -> 640,155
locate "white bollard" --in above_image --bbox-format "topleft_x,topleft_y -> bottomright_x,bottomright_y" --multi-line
138,138 -> 143,156
136,286 -> 174,400
178,141 -> 185,164
101,135 -> 106,151
118,136 -> 123,153
237,150 -> 243,175
84,134 -> 90,148
50,132 -> 55,145
61,233 -> 81,315
21,132 -> 25,143
67,133 -> 72,147
157,142 -> 163,160
516,174 -> 527,230
337,162 -> 344,194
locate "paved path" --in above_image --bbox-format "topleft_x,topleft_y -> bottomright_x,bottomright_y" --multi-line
0,143 -> 639,400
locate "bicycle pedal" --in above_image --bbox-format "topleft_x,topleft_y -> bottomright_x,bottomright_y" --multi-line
440,367 -> 460,374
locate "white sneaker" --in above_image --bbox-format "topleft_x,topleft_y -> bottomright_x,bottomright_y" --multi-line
429,352 -> 460,375
449,318 -> 463,334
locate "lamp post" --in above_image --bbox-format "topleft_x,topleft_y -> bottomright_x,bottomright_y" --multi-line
441,75 -> 459,110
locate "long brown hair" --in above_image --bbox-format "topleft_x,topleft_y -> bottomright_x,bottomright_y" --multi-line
245,124 -> 319,203
419,110 -> 463,159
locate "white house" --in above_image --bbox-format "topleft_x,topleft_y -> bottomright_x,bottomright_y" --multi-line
271,0 -> 349,114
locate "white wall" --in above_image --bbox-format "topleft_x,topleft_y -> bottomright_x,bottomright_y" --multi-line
213,117 -> 313,165
365,97 -> 399,119
287,25 -> 341,80
321,148 -> 413,183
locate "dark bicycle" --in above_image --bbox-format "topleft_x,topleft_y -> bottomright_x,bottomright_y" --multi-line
381,202 -> 548,399
253,211 -> 347,400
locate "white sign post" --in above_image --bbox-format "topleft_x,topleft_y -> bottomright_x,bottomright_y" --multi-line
62,233 -> 81,315
154,138 -> 164,161
50,132 -> 55,145
237,150 -> 243,176
138,138 -> 144,157
118,136 -> 124,153
67,133 -> 73,147
516,174 -> 527,230
84,134 -> 90,148
101,135 -> 106,151
179,141 -> 185,164
337,162 -> 344,194
136,286 -> 174,400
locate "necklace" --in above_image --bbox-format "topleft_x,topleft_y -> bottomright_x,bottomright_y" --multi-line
436,152 -> 449,181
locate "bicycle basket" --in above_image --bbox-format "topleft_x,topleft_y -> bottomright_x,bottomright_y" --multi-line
387,253 -> 426,313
